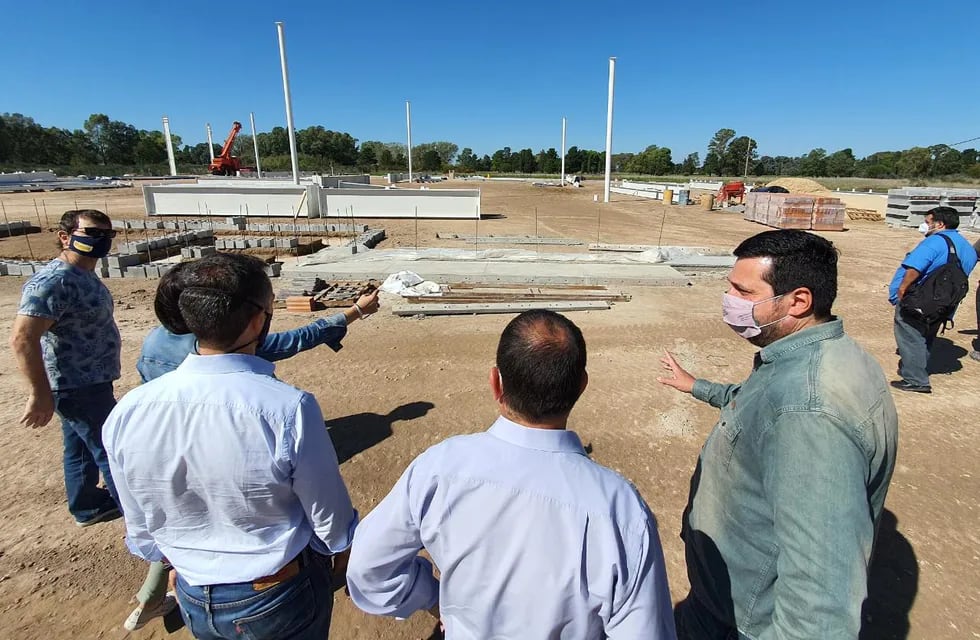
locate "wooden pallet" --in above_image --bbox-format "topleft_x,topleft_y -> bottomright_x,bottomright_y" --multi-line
277,279 -> 377,311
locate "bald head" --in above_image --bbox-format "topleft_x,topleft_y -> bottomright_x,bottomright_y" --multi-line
495,310 -> 587,422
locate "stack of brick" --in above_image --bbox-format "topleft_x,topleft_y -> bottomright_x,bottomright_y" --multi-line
743,193 -> 845,231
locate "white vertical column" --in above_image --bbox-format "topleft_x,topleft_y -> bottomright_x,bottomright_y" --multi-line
206,123 -> 215,162
560,116 -> 566,186
250,112 -> 263,178
276,21 -> 300,185
406,101 -> 413,184
603,57 -> 616,204
162,116 -> 177,176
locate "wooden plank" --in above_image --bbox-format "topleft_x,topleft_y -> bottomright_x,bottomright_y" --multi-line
403,292 -> 631,303
392,301 -> 610,316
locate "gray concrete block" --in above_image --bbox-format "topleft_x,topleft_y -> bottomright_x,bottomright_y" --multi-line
181,248 -> 194,258
196,246 -> 217,258
127,266 -> 147,279
264,262 -> 282,277
107,267 -> 123,278
234,239 -> 247,249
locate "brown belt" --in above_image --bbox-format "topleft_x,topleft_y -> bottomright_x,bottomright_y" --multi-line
252,549 -> 310,591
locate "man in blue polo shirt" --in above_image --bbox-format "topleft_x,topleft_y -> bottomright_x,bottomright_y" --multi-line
889,206 -> 978,393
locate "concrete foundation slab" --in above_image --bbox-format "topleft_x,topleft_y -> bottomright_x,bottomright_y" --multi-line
284,255 -> 690,287
392,301 -> 610,316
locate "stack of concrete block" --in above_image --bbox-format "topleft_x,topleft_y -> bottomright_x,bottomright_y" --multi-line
180,246 -> 218,259
214,237 -> 300,250
1,261 -> 48,276
117,230 -> 213,254
357,228 -> 386,248
885,187 -> 979,228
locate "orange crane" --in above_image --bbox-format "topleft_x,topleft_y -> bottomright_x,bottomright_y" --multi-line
209,121 -> 243,176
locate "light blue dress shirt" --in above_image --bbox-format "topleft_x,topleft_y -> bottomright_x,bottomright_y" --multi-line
104,353 -> 357,586
347,416 -> 676,640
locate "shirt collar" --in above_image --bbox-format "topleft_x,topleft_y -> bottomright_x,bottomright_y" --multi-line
176,352 -> 276,376
488,416 -> 586,455
758,318 -> 844,364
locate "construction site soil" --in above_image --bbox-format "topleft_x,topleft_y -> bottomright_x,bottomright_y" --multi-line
0,179 -> 976,639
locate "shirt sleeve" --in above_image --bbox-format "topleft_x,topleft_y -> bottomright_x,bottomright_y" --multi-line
760,410 -> 873,640
290,393 -> 358,553
691,379 -> 740,409
18,272 -> 70,321
346,456 -> 440,619
103,406 -> 164,563
257,314 -> 348,362
606,517 -> 678,640
902,236 -> 944,274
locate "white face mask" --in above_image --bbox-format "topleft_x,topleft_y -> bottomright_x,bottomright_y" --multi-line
721,293 -> 787,339
918,222 -> 930,235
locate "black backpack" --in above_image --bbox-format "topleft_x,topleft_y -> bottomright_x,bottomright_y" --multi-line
899,234 -> 970,332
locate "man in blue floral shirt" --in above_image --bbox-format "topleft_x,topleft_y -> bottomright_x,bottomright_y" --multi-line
9,209 -> 122,527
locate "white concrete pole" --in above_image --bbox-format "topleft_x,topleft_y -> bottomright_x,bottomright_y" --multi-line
560,116 -> 566,186
276,21 -> 301,185
406,101 -> 413,184
162,116 -> 177,176
603,57 -> 616,204
206,123 -> 215,162
249,112 -> 262,178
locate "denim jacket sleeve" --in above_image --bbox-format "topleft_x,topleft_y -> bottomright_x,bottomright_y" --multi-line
691,379 -> 740,409
257,313 -> 348,362
760,410 -> 872,640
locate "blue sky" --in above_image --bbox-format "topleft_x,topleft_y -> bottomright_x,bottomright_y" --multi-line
3,0 -> 978,160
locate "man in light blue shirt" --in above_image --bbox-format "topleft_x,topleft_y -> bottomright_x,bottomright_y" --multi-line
888,206 -> 978,392
347,310 -> 676,639
104,253 -> 357,640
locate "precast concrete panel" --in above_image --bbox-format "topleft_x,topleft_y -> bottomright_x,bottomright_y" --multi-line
143,184 -> 317,217
320,188 -> 481,219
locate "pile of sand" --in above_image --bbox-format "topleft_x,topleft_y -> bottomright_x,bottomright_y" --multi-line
765,178 -> 830,194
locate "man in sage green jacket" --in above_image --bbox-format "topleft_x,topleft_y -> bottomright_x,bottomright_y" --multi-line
659,229 -> 898,639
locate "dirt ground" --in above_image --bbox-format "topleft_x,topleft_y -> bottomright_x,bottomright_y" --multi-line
0,180 -> 976,639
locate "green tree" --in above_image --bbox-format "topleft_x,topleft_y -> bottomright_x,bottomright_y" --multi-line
898,147 -> 931,178
420,148 -> 442,171
358,144 -> 377,171
704,128 -> 736,174
378,148 -> 394,170
825,148 -> 856,176
84,114 -> 111,164
457,147 -> 478,171
798,148 -> 828,177
680,152 -> 700,174
930,145 -> 963,176
491,147 -> 514,172
625,145 -> 673,174
725,137 -> 758,176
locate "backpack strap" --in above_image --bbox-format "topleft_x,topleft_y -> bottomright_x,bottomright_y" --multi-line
938,233 -> 963,270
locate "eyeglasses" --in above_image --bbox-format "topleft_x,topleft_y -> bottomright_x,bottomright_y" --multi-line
76,227 -> 117,239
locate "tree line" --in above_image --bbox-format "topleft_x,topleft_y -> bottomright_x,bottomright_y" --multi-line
2,113 -> 978,180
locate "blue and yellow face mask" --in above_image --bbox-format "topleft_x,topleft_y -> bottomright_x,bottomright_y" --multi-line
68,233 -> 113,259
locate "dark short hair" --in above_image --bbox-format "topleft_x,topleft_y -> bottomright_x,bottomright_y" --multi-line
177,253 -> 272,349
58,209 -> 111,233
733,230 -> 839,319
927,206 -> 960,229
496,310 -> 587,421
154,261 -> 194,334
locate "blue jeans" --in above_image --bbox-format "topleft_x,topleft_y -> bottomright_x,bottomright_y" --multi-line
893,306 -> 940,387
176,552 -> 334,640
52,382 -> 120,522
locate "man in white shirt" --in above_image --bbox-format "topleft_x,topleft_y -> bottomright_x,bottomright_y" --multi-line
104,253 -> 357,640
347,310 -> 676,639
